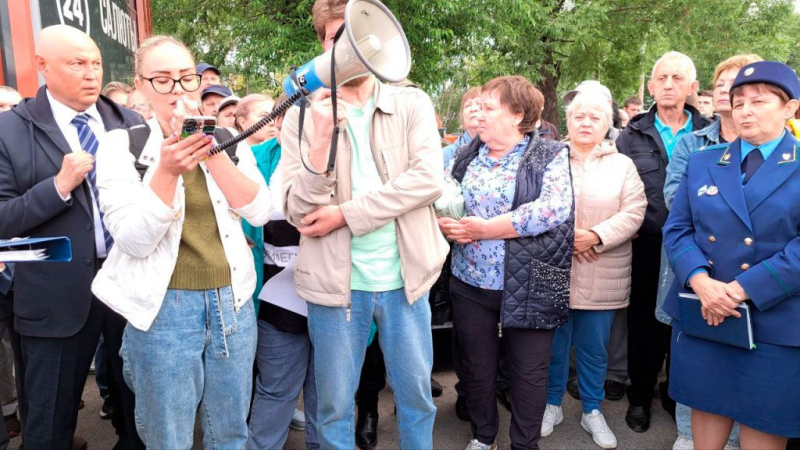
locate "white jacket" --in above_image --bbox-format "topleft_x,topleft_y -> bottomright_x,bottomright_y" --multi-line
92,119 -> 272,330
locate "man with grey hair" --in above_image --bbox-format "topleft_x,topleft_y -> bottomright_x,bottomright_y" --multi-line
615,51 -> 710,433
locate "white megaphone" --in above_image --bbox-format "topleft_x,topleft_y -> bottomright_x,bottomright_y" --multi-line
283,0 -> 411,96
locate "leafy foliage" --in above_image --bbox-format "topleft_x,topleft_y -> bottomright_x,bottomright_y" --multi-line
152,0 -> 800,130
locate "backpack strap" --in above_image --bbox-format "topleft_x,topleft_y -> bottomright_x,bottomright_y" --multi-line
214,128 -> 238,165
127,123 -> 152,180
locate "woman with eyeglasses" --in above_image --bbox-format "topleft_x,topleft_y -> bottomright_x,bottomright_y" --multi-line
91,36 -> 272,449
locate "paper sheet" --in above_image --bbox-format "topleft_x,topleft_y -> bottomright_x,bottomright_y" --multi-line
257,259 -> 307,317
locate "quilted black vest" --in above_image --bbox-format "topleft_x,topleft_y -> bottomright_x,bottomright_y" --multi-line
452,133 -> 574,330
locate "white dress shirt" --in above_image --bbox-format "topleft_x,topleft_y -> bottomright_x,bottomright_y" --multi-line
47,90 -> 109,258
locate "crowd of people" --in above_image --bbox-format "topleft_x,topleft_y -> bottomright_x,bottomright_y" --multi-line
0,1 -> 799,449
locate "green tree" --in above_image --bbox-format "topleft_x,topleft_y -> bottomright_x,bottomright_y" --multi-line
152,0 -> 800,129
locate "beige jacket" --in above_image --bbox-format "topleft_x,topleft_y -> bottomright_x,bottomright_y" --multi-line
281,81 -> 449,307
568,140 -> 647,310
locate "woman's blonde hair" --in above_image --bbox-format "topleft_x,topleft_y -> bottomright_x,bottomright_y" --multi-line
134,35 -> 193,77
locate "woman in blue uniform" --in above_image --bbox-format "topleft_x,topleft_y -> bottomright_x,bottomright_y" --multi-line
663,60 -> 800,450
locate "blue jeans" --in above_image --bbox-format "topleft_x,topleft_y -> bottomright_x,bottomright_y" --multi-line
547,309 -> 617,413
247,320 -> 318,450
656,247 -> 675,325
121,287 -> 256,450
307,289 -> 435,450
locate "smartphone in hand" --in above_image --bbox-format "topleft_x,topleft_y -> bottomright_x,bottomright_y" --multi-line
181,116 -> 217,140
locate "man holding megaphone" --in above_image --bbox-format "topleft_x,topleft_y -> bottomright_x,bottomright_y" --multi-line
279,0 -> 449,448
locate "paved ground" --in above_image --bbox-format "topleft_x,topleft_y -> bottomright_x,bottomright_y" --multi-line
8,330 -> 681,450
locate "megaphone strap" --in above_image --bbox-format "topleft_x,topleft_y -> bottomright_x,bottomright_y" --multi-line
297,26 -> 344,177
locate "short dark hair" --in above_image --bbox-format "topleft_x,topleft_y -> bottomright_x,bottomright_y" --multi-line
698,90 -> 713,98
481,76 -> 542,134
312,0 -> 347,43
623,96 -> 642,108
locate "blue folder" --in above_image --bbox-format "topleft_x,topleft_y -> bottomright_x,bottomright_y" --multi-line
678,293 -> 755,350
0,237 -> 73,263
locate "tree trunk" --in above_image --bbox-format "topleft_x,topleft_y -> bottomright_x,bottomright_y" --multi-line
538,53 -> 562,128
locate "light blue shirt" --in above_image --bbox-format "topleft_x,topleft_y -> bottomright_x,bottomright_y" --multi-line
740,130 -> 785,168
655,110 -> 693,160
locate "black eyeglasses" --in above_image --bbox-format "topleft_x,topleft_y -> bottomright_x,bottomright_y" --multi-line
142,74 -> 202,94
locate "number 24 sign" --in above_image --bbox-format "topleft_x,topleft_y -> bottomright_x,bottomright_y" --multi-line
56,0 -> 91,35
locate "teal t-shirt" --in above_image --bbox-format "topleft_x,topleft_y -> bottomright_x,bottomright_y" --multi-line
655,110 -> 693,159
345,97 -> 404,291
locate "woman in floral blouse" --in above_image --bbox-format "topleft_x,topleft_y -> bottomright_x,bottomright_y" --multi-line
440,75 -> 574,450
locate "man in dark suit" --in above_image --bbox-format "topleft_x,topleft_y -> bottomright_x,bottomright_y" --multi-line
0,25 -> 143,449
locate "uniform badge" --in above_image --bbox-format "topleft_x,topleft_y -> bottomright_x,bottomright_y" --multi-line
744,67 -> 755,77
723,153 -> 731,161
698,185 -> 708,197
783,153 -> 791,161
706,186 -> 719,196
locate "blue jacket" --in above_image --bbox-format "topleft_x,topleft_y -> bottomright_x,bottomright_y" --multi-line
663,119 -> 722,209
655,120 -> 723,325
663,133 -> 800,346
442,131 -> 474,168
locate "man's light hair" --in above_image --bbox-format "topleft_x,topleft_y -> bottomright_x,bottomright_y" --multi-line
651,51 -> 697,82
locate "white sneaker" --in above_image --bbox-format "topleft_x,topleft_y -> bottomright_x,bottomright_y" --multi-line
581,409 -> 617,449
540,404 -> 563,437
290,408 -> 306,431
464,439 -> 497,450
673,435 -> 694,450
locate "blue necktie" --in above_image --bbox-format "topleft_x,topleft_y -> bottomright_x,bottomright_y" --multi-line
741,148 -> 764,185
71,114 -> 114,252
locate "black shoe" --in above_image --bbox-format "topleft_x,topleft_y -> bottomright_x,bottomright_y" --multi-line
625,405 -> 651,433
604,380 -> 625,401
4,412 -> 20,438
496,388 -> 512,413
355,411 -> 378,450
100,395 -> 114,420
455,395 -> 470,422
431,377 -> 443,398
566,378 -> 581,400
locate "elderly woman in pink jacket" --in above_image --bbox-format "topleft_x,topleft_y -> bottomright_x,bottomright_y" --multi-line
540,92 -> 647,449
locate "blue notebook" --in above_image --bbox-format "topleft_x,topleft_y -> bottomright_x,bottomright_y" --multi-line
678,293 -> 755,350
0,237 -> 73,263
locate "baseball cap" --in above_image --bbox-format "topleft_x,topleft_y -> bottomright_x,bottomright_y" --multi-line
196,62 -> 221,76
218,95 -> 241,112
563,80 -> 613,106
201,84 -> 234,100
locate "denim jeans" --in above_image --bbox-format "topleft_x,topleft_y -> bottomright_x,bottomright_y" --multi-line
247,320 -> 318,450
656,247 -> 675,325
307,289 -> 435,450
547,309 -> 617,413
121,287 -> 256,450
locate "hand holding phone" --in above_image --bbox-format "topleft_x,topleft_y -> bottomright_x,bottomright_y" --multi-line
181,116 -> 217,140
